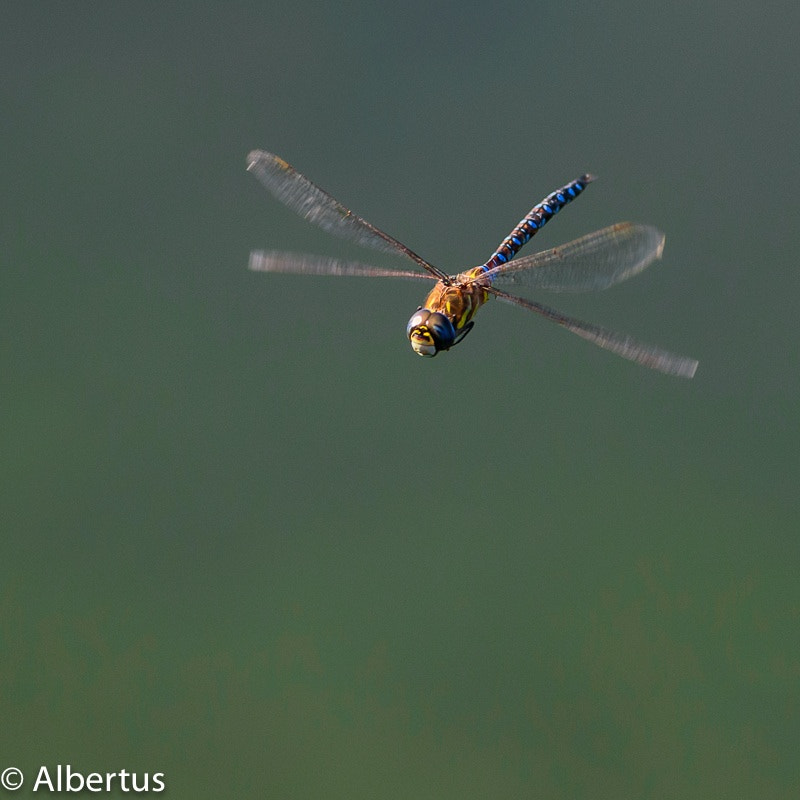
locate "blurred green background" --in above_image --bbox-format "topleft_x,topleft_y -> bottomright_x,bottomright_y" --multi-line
2,1 -> 798,797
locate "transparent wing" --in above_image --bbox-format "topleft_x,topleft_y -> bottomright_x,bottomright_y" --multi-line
480,223 -> 665,292
489,287 -> 698,378
247,150 -> 448,280
249,251 -> 436,282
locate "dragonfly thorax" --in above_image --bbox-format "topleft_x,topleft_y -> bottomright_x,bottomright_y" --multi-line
407,273 -> 489,356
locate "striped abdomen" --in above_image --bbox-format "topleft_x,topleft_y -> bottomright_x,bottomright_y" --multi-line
484,174 -> 595,272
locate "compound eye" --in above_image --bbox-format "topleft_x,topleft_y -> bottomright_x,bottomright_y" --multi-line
406,308 -> 430,337
425,313 -> 456,348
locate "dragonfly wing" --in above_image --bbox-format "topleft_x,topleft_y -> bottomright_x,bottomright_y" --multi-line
483,223 -> 665,292
249,251 -> 435,281
247,151 -> 447,280
489,287 -> 698,378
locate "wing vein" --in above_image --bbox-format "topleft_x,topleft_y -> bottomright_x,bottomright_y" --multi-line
247,150 -> 447,280
479,223 -> 666,293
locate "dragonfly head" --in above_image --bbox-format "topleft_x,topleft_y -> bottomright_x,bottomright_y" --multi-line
406,309 -> 457,357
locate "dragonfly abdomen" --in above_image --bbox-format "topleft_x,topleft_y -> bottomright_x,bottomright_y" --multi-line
484,174 -> 595,271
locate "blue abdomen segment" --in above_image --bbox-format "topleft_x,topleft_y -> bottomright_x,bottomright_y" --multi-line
483,174 -> 595,274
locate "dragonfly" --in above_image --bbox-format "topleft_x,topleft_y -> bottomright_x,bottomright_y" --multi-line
246,150 -> 698,378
